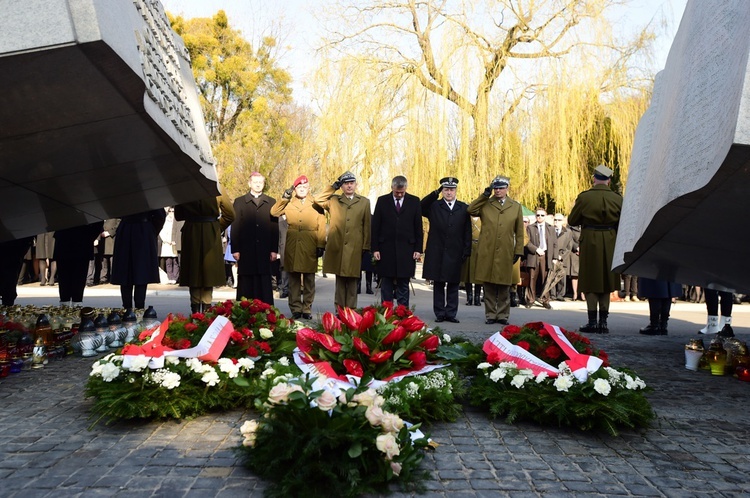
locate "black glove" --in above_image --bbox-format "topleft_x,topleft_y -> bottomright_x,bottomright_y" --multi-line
435,186 -> 443,195
483,186 -> 492,197
316,247 -> 325,258
513,254 -> 522,264
332,180 -> 342,190
282,188 -> 293,199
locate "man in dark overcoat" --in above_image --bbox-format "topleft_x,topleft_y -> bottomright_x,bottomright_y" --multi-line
55,221 -> 104,307
371,175 -> 423,308
420,177 -> 471,323
175,189 -> 235,313
231,172 -> 279,305
111,210 -> 166,310
568,164 -> 622,334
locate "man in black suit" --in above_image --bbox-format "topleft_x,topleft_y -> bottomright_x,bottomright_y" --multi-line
371,175 -> 423,308
420,177 -> 471,323
231,172 -> 279,305
525,208 -> 556,309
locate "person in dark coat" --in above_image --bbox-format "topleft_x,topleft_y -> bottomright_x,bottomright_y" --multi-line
420,176 -> 471,323
525,208 -> 557,310
231,172 -> 279,305
54,222 -> 104,306
638,277 -> 683,335
0,236 -> 34,306
111,210 -> 166,309
371,175 -> 423,308
568,164 -> 622,334
175,191 -> 235,313
550,214 -> 573,301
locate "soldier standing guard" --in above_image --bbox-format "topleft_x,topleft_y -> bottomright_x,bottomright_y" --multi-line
568,164 -> 622,334
271,175 -> 326,320
313,171 -> 371,310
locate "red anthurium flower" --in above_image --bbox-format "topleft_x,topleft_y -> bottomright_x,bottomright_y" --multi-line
344,359 -> 364,377
407,351 -> 427,369
353,336 -> 371,356
394,304 -> 410,318
358,308 -> 377,333
316,333 -> 342,353
382,325 -> 408,345
337,307 -> 362,330
370,350 -> 393,363
398,316 -> 425,332
296,328 -> 318,353
381,301 -> 394,319
321,311 -> 342,333
421,334 -> 439,352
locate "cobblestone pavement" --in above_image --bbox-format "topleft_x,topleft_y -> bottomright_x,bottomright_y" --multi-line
2,278 -> 750,497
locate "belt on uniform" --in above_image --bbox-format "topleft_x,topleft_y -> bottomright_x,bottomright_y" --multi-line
187,216 -> 218,222
583,224 -> 616,230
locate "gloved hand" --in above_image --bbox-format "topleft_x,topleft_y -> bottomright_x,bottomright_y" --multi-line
513,254 -> 522,264
316,247 -> 325,258
282,188 -> 293,199
332,180 -> 342,190
483,185 -> 492,197
435,186 -> 443,196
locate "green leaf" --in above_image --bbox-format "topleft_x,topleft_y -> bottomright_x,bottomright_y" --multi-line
348,442 -> 362,458
393,347 -> 406,361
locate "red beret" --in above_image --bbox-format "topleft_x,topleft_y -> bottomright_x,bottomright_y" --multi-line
293,175 -> 308,188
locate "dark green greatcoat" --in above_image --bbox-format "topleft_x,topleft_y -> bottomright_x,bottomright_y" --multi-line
567,184 -> 622,293
175,194 -> 235,288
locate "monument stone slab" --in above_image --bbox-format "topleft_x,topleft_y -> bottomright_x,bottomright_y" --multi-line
613,0 -> 750,292
0,0 -> 218,241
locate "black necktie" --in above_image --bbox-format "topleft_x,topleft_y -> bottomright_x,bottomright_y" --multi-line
396,200 -> 401,212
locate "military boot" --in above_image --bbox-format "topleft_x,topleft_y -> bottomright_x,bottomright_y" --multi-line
579,311 -> 599,333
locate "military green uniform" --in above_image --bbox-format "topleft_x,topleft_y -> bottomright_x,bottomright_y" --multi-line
467,195 -> 524,322
567,184 -> 622,294
313,185 -> 371,309
270,196 -> 326,316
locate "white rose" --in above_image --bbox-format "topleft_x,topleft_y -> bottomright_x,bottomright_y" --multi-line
593,378 -> 611,396
477,362 -> 492,370
259,327 -> 273,339
268,383 -> 303,404
352,389 -> 379,407
240,419 -> 259,436
260,368 -> 276,379
365,404 -> 385,427
315,390 -> 338,411
242,434 -> 257,447
489,368 -> 507,382
375,433 -> 401,459
380,412 -> 404,433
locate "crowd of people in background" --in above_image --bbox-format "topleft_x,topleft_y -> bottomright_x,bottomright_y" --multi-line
0,166 -> 743,338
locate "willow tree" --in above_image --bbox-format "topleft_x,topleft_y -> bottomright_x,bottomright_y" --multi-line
320,0 -> 654,193
169,10 -> 295,199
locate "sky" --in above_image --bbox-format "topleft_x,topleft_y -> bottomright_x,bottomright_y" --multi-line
160,0 -> 689,103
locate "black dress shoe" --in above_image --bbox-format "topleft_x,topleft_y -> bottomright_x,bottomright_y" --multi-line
445,317 -> 459,323
484,318 -> 496,324
542,301 -> 552,310
292,312 -> 302,319
497,319 -> 508,325
435,317 -> 445,323
639,324 -> 666,336
302,313 -> 313,320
